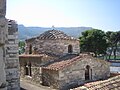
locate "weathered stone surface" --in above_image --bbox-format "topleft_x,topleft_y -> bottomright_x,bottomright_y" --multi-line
5,20 -> 20,90
42,54 -> 110,89
20,30 -> 110,90
25,30 -> 80,56
0,0 -> 6,17
0,47 -> 6,90
0,17 -> 7,45
19,54 -> 57,86
0,1 -> 20,90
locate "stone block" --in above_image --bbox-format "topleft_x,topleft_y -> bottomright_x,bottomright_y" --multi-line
6,68 -> 19,81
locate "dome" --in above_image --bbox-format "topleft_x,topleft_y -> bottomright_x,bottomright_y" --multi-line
38,30 -> 76,40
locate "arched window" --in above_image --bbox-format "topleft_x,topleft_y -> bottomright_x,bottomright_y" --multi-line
29,63 -> 32,76
68,45 -> 73,53
85,65 -> 91,80
25,63 -> 29,75
24,63 -> 32,76
29,44 -> 32,54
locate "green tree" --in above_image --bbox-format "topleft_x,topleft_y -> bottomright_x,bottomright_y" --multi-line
106,31 -> 120,59
19,41 -> 25,54
79,29 -> 108,57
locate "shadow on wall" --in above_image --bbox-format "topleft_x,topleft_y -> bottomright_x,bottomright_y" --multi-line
20,87 -> 26,90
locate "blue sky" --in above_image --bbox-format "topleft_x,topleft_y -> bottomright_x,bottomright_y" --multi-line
6,0 -> 120,31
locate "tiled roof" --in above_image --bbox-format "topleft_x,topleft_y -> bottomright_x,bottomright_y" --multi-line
73,75 -> 120,90
19,54 -> 44,58
42,54 -> 91,71
38,30 -> 76,40
26,30 -> 78,42
37,30 -> 77,40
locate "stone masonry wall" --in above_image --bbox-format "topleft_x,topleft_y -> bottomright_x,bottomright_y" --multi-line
4,20 -> 20,90
42,56 -> 110,89
19,55 -> 57,86
42,69 -> 59,89
0,47 -> 6,90
58,57 -> 110,89
0,0 -> 7,90
0,0 -> 20,90
26,39 -> 80,56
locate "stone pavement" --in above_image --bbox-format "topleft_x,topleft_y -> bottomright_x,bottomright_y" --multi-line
20,80 -> 53,90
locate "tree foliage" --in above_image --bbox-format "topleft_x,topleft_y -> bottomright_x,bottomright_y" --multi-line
79,29 -> 108,56
19,41 -> 25,54
106,31 -> 120,59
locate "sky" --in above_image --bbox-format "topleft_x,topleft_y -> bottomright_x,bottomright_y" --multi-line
6,0 -> 120,31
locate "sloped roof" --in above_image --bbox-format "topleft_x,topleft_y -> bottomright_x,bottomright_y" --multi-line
43,55 -> 82,70
37,30 -> 76,40
26,30 -> 78,42
19,54 -> 43,58
73,75 -> 120,90
42,54 -> 104,71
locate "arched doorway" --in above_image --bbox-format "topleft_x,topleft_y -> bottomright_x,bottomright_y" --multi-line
68,45 -> 73,53
85,65 -> 92,80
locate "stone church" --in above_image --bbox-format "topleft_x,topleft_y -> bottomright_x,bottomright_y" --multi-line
0,0 -> 20,90
25,30 -> 80,56
42,54 -> 110,89
19,30 -> 110,89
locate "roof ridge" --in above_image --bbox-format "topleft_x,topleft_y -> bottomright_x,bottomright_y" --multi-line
42,55 -> 83,71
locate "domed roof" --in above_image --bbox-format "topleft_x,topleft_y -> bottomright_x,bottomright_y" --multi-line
38,30 -> 76,40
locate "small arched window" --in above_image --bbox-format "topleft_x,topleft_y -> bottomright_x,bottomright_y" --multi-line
29,44 -> 32,54
68,45 -> 73,53
25,63 -> 29,75
85,65 -> 91,80
24,62 -> 32,76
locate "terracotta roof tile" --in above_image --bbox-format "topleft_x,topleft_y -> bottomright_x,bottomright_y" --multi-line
38,30 -> 77,40
42,54 -> 91,71
73,75 -> 120,90
26,30 -> 78,41
19,54 -> 43,58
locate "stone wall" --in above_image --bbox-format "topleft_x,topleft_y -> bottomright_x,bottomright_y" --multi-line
0,0 -> 6,17
0,0 -> 20,90
19,55 -> 57,85
26,39 -> 80,56
0,0 -> 7,90
58,57 -> 110,89
0,47 -> 6,90
4,20 -> 20,90
42,56 -> 110,89
42,69 -> 59,89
